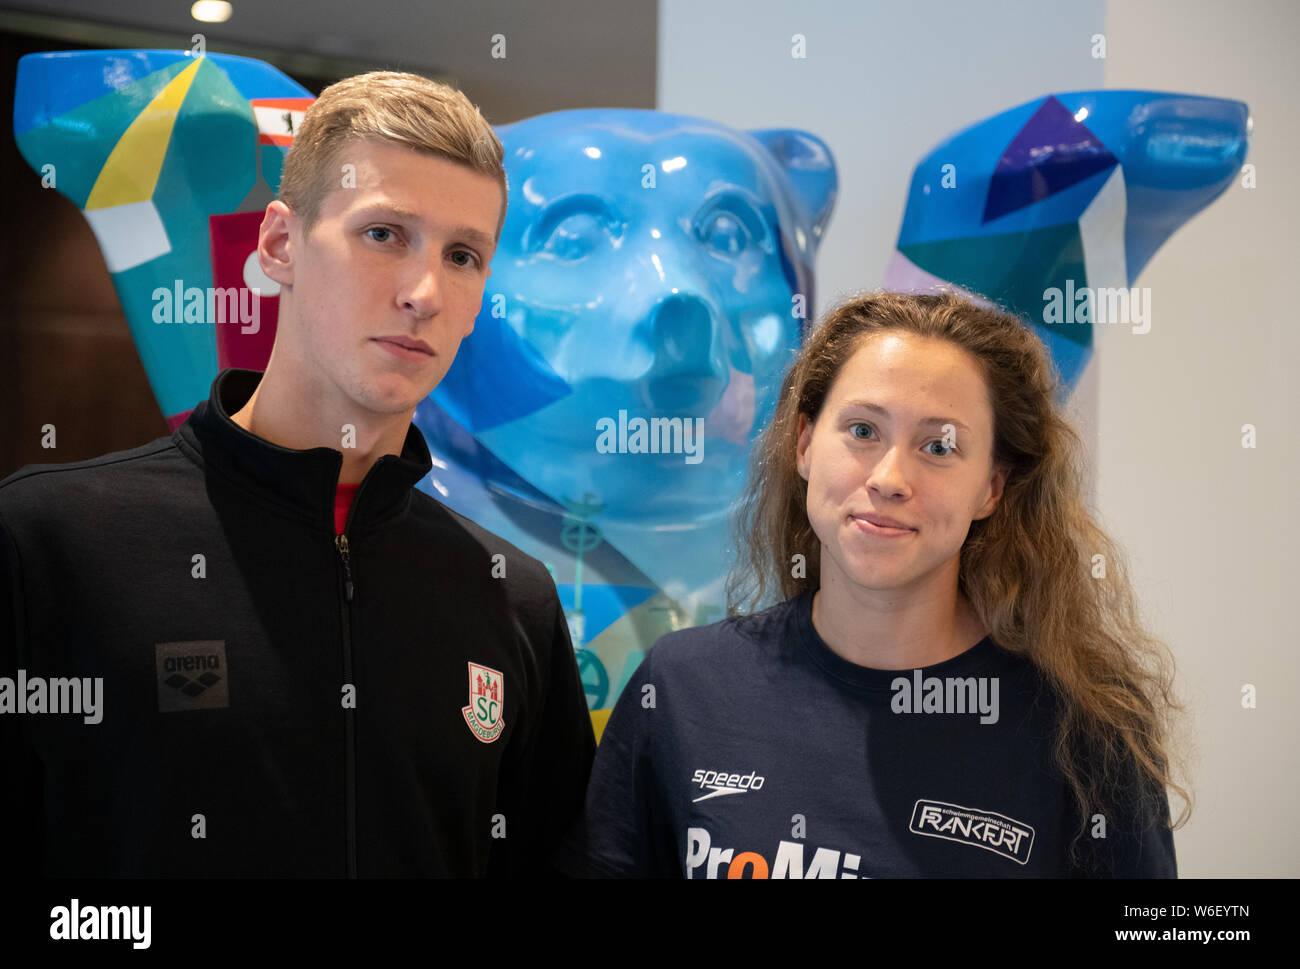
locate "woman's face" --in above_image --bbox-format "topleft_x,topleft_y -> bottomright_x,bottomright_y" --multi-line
796,331 -> 1007,599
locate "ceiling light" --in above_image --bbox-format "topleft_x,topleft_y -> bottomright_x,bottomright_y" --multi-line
192,1 -> 233,24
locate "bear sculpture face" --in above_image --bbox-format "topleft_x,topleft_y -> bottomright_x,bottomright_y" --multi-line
425,109 -> 837,529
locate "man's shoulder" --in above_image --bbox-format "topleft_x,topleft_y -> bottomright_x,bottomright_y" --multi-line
405,489 -> 557,601
0,435 -> 180,517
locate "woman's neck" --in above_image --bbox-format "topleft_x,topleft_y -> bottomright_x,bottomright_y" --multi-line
810,560 -> 988,670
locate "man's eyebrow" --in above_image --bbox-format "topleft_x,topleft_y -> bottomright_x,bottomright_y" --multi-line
841,399 -> 971,431
352,204 -> 494,247
354,202 -> 421,222
451,225 -> 496,247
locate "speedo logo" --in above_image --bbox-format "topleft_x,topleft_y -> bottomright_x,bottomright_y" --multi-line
691,768 -> 765,802
909,799 -> 1035,864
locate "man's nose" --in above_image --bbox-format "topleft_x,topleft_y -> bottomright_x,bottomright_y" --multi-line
400,261 -> 444,318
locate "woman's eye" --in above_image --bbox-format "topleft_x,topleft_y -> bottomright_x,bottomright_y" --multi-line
850,423 -> 955,456
366,227 -> 394,243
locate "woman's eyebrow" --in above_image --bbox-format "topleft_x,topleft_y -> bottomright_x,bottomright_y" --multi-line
842,399 -> 971,432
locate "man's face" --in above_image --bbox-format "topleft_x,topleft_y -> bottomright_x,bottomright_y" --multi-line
270,138 -> 502,417
796,332 -> 1006,598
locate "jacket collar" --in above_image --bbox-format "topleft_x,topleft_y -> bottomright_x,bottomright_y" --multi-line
175,368 -> 433,532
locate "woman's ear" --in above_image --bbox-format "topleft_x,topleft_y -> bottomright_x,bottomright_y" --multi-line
795,412 -> 813,482
974,462 -> 1009,521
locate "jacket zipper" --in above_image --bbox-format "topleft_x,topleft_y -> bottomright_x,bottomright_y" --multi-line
334,530 -> 357,879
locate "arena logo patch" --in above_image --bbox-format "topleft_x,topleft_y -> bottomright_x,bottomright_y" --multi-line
155,641 -> 229,712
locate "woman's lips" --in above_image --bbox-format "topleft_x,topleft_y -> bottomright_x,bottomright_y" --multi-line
850,515 -> 915,538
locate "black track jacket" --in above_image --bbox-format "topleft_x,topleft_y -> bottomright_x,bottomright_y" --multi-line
0,368 -> 596,876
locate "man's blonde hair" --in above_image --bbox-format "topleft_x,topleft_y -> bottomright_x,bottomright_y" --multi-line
277,70 -> 507,237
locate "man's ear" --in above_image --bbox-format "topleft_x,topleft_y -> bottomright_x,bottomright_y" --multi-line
795,412 -> 813,482
258,200 -> 296,287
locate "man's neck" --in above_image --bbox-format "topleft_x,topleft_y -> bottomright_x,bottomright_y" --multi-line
811,557 -> 987,671
229,366 -> 413,486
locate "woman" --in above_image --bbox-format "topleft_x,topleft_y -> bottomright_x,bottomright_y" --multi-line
567,290 -> 1188,878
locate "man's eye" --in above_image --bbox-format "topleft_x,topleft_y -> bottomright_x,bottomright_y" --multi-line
366,227 -> 394,243
450,250 -> 479,269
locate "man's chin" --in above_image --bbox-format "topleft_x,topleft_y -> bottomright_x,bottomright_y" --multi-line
346,389 -> 424,422
357,370 -> 444,415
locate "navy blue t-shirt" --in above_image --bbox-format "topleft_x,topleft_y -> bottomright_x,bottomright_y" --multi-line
565,590 -> 1176,878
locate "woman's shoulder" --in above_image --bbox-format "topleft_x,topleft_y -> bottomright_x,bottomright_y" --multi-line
645,593 -> 807,674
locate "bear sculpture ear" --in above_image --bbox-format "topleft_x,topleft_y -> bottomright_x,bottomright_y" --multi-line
747,128 -> 838,246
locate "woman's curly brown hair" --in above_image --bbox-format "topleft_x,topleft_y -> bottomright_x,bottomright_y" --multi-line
727,289 -> 1191,869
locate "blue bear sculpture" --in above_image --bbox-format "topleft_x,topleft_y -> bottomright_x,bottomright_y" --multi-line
414,109 -> 838,715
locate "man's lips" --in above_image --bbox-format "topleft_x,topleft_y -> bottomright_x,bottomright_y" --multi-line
373,336 -> 434,355
372,336 -> 435,362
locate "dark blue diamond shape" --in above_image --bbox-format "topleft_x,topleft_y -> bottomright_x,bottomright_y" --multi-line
983,95 -> 1118,223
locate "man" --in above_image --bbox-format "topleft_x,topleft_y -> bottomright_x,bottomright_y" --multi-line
0,71 -> 595,876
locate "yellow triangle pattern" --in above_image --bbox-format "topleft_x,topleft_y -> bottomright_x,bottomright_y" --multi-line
86,58 -> 204,210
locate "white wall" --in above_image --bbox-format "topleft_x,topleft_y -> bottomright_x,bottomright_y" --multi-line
659,0 -> 1298,876
659,0 -> 1106,311
1100,0 -> 1299,878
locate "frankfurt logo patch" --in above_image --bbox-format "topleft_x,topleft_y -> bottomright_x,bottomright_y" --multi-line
908,799 -> 1035,864
155,641 -> 229,712
462,662 -> 505,743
